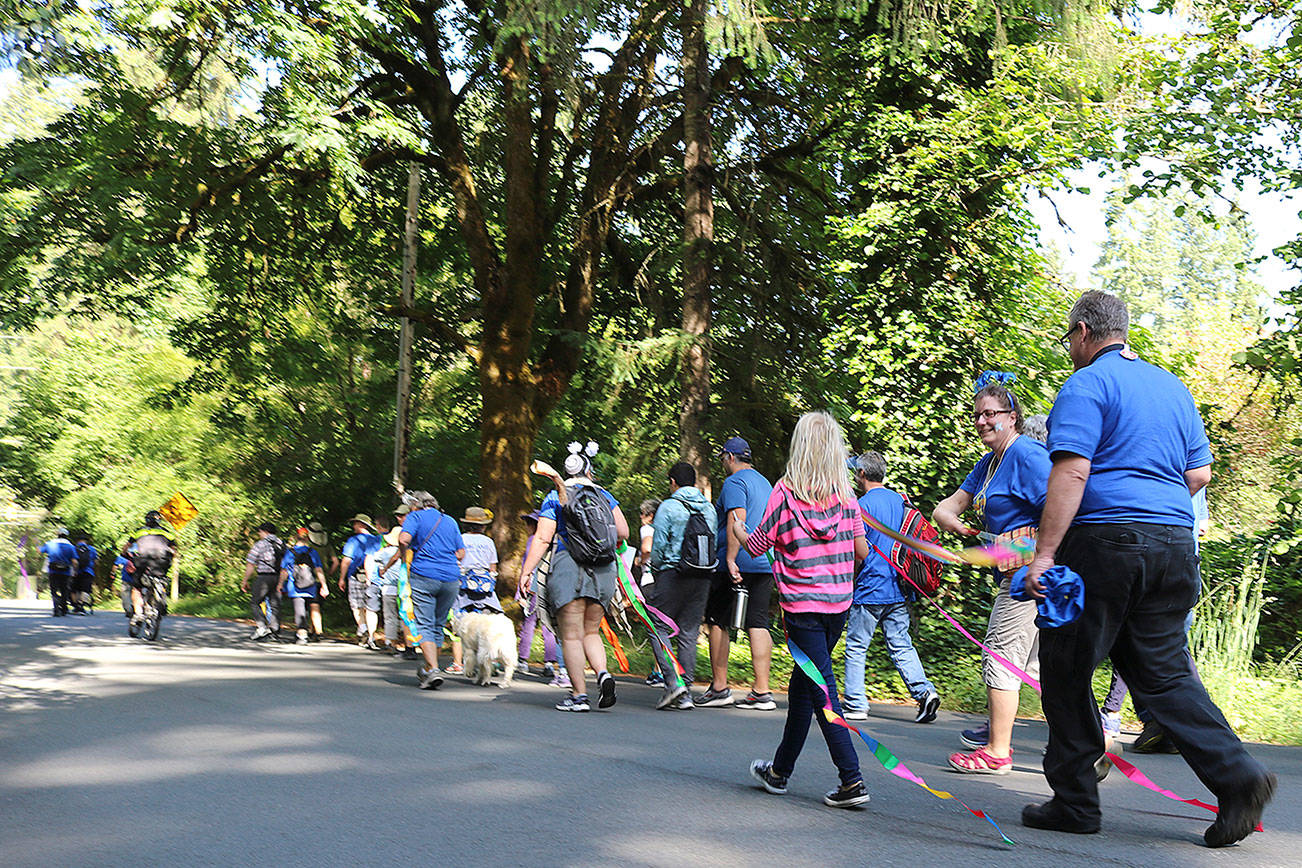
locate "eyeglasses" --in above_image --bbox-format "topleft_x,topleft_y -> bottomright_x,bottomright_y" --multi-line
972,409 -> 1012,423
1059,323 -> 1079,352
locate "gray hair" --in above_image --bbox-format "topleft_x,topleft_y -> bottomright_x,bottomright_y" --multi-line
639,498 -> 661,517
1022,414 -> 1049,444
851,451 -> 887,483
407,490 -> 439,509
1068,290 -> 1129,342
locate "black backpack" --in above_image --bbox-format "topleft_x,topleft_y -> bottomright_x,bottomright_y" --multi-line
291,548 -> 317,589
562,485 -> 618,566
675,496 -> 717,575
75,541 -> 93,575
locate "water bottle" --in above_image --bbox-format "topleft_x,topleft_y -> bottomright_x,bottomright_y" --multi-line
730,586 -> 749,631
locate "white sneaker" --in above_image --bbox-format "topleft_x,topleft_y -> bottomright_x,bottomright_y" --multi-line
844,710 -> 869,721
250,626 -> 270,640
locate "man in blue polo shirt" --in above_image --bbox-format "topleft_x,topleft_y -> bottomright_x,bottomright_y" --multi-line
40,528 -> 77,617
1024,290 -> 1273,846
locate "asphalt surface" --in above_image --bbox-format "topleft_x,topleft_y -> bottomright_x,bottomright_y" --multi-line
0,598 -> 1297,867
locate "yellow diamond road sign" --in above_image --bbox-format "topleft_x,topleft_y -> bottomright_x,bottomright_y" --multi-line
159,492 -> 199,532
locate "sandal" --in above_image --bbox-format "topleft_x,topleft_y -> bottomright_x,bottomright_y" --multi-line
948,747 -> 1013,775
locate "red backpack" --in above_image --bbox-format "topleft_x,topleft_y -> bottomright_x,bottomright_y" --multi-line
890,494 -> 943,597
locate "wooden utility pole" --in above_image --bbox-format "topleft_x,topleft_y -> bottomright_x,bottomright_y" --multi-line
393,162 -> 420,493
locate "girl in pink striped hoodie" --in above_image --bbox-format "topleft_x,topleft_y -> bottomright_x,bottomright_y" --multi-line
734,412 -> 872,808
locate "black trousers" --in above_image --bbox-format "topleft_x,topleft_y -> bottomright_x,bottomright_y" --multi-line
1041,522 -> 1268,822
649,568 -> 711,684
49,571 -> 71,614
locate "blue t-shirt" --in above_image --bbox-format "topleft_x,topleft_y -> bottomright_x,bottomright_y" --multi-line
75,543 -> 98,575
960,435 -> 1051,535
114,555 -> 132,587
401,509 -> 464,583
715,467 -> 774,575
342,532 -> 383,579
280,545 -> 324,598
538,485 -> 619,553
41,539 -> 77,572
1047,347 -> 1211,527
854,487 -> 907,605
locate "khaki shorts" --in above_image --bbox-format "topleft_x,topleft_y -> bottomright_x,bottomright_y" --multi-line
982,576 -> 1040,692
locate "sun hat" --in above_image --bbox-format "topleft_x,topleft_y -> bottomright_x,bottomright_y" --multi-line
348,513 -> 377,532
394,503 -> 412,517
307,521 -> 327,546
462,506 -> 493,524
383,527 -> 401,546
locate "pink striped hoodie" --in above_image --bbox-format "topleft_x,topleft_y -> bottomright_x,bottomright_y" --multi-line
744,480 -> 863,614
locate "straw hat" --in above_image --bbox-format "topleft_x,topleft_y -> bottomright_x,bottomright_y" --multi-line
307,521 -> 328,546
348,513 -> 377,532
462,506 -> 493,524
383,527 -> 401,546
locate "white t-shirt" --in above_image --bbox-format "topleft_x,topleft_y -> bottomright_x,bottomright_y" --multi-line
460,533 -> 498,573
638,524 -> 655,586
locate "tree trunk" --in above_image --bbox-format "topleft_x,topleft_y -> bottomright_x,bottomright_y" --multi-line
679,0 -> 714,494
393,162 -> 419,494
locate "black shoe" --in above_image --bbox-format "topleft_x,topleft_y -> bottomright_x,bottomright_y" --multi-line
1094,753 -> 1113,782
1204,773 -> 1276,848
401,648 -> 419,661
750,760 -> 788,795
1022,800 -> 1100,834
597,671 -> 617,709
914,691 -> 940,724
824,779 -> 871,808
1130,720 -> 1179,754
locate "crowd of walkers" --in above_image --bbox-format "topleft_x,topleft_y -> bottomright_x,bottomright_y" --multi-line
35,290 -> 1274,848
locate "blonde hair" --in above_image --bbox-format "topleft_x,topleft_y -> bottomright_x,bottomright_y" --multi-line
782,411 -> 853,504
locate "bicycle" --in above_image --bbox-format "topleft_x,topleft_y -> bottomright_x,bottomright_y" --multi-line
128,565 -> 169,642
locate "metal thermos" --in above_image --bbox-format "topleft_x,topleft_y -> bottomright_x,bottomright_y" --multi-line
730,586 -> 749,631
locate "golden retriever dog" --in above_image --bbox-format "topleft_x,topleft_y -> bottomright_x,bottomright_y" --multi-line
453,609 -> 518,687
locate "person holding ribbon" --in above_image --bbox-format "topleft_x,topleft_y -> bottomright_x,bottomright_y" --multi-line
1022,290 -> 1274,844
737,411 -> 872,809
933,370 -> 1050,775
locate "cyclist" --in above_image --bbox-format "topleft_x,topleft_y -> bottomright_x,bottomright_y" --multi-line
123,511 -> 178,630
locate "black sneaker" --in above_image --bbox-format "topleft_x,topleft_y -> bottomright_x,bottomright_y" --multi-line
915,691 -> 940,724
597,671 -> 617,709
401,648 -> 419,661
750,760 -> 788,795
556,694 -> 591,712
824,780 -> 871,809
1131,720 -> 1179,754
656,684 -> 688,710
417,665 -> 444,690
1021,799 -> 1100,834
644,670 -> 665,687
1204,773 -> 1276,848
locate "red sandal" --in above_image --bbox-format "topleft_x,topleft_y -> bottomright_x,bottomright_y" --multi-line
948,747 -> 1013,775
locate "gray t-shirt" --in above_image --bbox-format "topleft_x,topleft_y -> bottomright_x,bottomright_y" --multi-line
246,536 -> 283,574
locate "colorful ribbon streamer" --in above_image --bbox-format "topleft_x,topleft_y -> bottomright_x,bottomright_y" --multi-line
600,616 -> 630,672
396,562 -> 423,647
858,509 -> 1030,569
785,634 -> 1014,845
861,513 -> 1243,827
613,542 -> 687,689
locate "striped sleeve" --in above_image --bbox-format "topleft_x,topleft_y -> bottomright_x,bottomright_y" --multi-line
744,484 -> 786,559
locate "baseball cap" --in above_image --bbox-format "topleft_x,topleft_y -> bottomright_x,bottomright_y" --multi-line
717,436 -> 751,459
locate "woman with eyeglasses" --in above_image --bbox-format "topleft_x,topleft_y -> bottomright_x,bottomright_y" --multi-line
931,372 -> 1051,775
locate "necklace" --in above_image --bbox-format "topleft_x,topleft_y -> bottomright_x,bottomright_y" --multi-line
973,435 -> 1017,523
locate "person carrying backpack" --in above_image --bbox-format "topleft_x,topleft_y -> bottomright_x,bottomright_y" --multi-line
841,452 -> 940,725
39,528 -> 78,617
646,461 -> 718,710
519,441 -> 630,713
72,534 -> 98,615
277,527 -> 327,645
243,522 -> 285,640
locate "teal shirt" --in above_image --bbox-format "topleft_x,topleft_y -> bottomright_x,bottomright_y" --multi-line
650,487 -> 718,573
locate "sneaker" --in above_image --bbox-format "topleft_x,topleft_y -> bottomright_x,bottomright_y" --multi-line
1204,772 -> 1276,848
644,670 -> 665,687
673,693 -> 695,711
1094,753 -> 1114,782
417,665 -> 444,690
693,686 -> 734,707
960,722 -> 990,749
556,694 -> 590,712
734,692 -> 777,711
656,684 -> 688,710
750,760 -> 788,795
844,709 -> 869,721
548,673 -> 572,689
915,691 -> 940,724
444,662 -> 464,675
250,626 -> 271,641
596,671 -> 617,709
295,634 -> 309,646
541,663 -> 554,680
824,780 -> 871,809
401,648 -> 419,661
1131,720 -> 1178,754
364,637 -> 381,651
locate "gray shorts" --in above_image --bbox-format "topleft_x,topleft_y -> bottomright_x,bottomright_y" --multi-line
982,576 -> 1040,691
545,547 -> 617,614
347,575 -> 368,609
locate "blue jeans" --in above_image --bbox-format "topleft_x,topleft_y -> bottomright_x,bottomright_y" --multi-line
774,610 -> 861,786
843,602 -> 935,712
410,576 -> 459,648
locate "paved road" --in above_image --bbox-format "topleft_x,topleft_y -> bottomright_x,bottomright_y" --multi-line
0,599 -> 1297,867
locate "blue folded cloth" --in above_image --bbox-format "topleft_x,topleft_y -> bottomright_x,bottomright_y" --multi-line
1009,565 -> 1084,628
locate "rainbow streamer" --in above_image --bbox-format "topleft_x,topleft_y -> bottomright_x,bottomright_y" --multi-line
600,616 -> 630,672
614,542 -> 687,689
858,509 -> 1030,569
861,517 -> 1241,827
785,635 -> 1014,845
395,562 -> 423,647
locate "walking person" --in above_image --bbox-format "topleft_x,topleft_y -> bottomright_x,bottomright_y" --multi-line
71,534 -> 98,614
739,411 -> 872,808
699,437 -> 777,710
932,371 -> 1050,775
243,522 -> 284,640
278,528 -> 326,645
386,491 -> 465,689
519,445 -> 630,712
515,510 -> 568,686
1023,290 -> 1274,844
367,524 -> 409,655
39,527 -> 77,617
340,514 -> 382,646
646,461 -> 718,709
842,451 -> 940,724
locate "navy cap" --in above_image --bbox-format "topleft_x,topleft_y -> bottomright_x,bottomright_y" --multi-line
718,436 -> 751,459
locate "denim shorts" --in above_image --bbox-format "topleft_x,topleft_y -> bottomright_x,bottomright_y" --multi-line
410,576 -> 460,647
